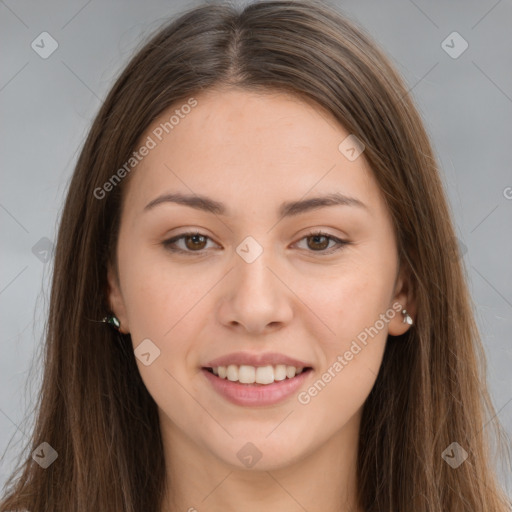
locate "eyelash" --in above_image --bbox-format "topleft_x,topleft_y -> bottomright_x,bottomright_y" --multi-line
161,230 -> 349,256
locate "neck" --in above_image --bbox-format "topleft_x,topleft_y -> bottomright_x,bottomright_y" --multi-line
159,408 -> 364,512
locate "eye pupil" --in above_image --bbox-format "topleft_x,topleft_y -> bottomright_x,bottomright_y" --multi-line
186,234 -> 207,250
308,235 -> 329,250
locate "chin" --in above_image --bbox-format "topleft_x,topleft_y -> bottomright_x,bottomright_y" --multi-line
205,435 -> 309,472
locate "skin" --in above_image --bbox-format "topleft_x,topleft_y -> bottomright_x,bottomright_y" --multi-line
107,87 -> 415,512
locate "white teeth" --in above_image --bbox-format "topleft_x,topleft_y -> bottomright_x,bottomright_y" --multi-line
255,365 -> 274,384
227,364 -> 238,382
210,364 -> 307,384
274,364 -> 287,381
238,365 -> 255,384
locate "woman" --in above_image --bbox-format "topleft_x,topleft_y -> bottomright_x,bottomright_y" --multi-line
1,1 -> 510,510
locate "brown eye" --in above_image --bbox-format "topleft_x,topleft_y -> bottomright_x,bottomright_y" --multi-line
306,234 -> 330,251
183,234 -> 208,250
162,230 -> 349,256
295,231 -> 349,255
162,232 -> 215,254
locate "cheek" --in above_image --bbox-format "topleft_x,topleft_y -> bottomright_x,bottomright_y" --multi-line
120,255 -> 214,386
298,259 -> 392,404
296,271 -> 390,427
297,348 -> 382,445
301,261 -> 391,340
118,244 -> 202,336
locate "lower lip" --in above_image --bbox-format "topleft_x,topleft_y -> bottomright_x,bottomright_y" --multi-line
201,368 -> 313,406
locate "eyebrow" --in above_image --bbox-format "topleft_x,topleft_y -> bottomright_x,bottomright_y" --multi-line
143,191 -> 368,218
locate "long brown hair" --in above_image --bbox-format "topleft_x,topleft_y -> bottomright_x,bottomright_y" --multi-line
1,1 -> 510,510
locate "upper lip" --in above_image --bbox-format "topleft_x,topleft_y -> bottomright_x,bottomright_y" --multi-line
203,351 -> 313,369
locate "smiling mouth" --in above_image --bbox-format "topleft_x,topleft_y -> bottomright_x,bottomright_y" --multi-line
203,365 -> 313,386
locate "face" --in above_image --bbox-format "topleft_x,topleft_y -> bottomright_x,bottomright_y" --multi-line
107,87 -> 413,472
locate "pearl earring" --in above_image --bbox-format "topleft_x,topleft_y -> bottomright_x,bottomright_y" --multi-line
401,309 -> 413,325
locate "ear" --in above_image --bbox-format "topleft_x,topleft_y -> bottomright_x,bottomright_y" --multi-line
106,262 -> 130,334
387,264 -> 416,337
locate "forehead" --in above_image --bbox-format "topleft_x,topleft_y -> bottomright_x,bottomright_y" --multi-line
121,87 -> 385,222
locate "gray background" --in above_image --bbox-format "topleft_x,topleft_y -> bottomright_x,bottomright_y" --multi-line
1,0 -> 511,498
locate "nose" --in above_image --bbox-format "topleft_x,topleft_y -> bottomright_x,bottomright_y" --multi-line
216,248 -> 294,335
